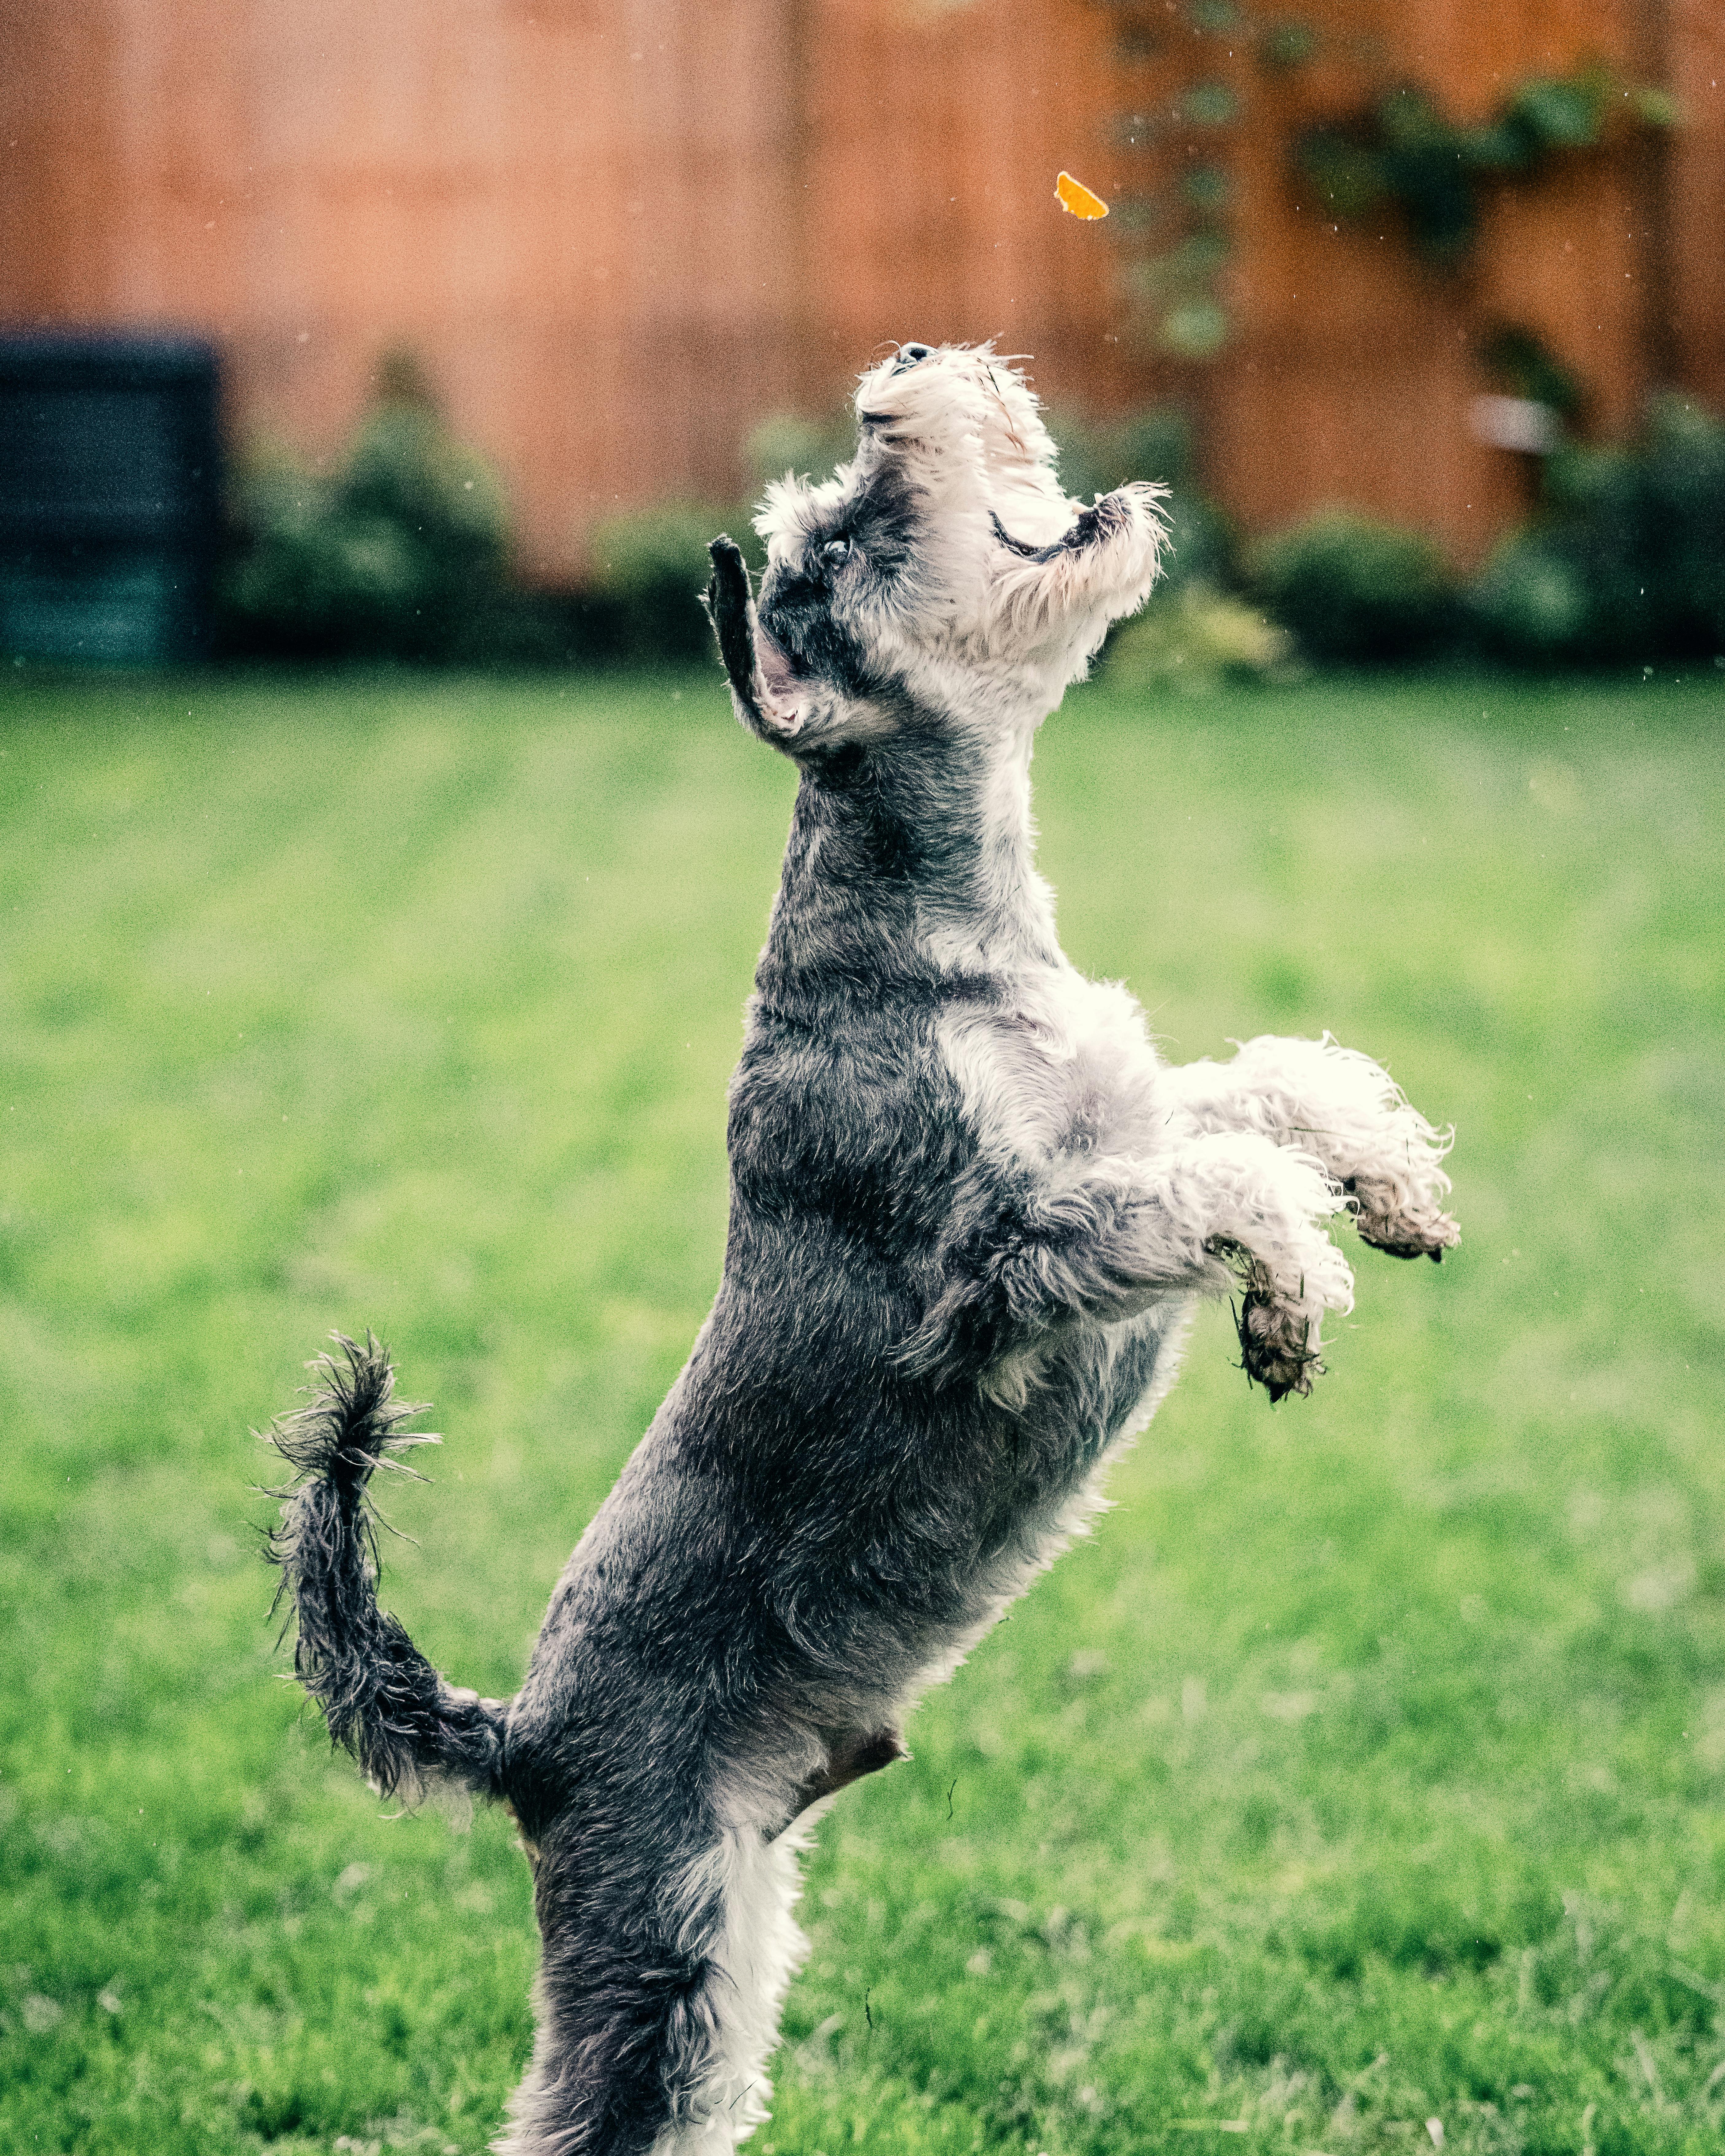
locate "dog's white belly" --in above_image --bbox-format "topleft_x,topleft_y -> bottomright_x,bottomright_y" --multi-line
939,958 -> 1167,1170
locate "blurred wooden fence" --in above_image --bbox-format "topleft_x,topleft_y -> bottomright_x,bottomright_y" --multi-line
2,0 -> 1719,578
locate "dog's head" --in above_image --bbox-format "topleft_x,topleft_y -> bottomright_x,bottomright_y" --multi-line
706,343 -> 1167,755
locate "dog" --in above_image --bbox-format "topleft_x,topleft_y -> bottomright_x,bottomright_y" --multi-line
264,342 -> 1456,2156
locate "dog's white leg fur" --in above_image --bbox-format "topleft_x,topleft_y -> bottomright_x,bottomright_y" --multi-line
1152,1128 -> 1355,1328
648,1824 -> 810,2155
1155,1034 -> 1458,1260
1121,1130 -> 1356,1400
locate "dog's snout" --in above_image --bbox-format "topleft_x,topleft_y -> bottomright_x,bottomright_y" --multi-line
894,342 -> 934,371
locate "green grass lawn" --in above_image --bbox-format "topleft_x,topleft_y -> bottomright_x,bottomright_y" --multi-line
2,666 -> 1723,2156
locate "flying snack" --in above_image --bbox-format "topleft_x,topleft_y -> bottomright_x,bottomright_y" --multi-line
1055,170 -> 1109,219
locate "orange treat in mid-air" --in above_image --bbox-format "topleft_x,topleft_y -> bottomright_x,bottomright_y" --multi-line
1055,171 -> 1109,220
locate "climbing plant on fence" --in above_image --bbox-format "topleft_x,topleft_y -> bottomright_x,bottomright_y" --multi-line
1098,2 -> 1676,360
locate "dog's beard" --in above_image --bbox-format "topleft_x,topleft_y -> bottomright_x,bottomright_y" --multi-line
843,345 -> 1167,671
854,343 -> 1074,535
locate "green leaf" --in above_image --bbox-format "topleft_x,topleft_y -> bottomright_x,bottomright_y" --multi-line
1297,128 -> 1389,220
1182,165 -> 1232,213
1509,76 -> 1603,150
1132,233 -> 1233,295
1159,300 -> 1230,358
1260,19 -> 1319,69
1181,82 -> 1240,128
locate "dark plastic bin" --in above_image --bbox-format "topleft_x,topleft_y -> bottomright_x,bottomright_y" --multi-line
0,331 -> 222,664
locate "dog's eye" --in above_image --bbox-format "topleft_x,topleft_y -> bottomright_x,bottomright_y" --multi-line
821,536 -> 851,564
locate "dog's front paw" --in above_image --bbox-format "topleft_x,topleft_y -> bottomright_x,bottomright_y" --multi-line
707,534 -> 804,744
1348,1175 -> 1461,1264
1234,1267 -> 1324,1402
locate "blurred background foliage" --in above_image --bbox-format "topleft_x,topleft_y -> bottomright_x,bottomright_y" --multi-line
1475,396 -> 1725,668
145,2 -> 1722,684
1104,0 -> 1673,365
1291,64 -> 1675,269
213,367 -> 1725,683
222,354 -> 516,664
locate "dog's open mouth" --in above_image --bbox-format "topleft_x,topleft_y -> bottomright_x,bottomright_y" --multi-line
754,624 -> 802,698
753,624 -> 806,734
990,501 -> 1114,565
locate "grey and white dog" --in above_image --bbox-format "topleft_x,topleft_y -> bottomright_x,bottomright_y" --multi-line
265,342 -> 1457,2156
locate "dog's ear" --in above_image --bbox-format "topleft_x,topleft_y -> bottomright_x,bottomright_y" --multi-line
705,537 -> 802,747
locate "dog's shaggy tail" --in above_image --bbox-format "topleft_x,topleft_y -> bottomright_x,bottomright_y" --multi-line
263,1332 -> 507,1805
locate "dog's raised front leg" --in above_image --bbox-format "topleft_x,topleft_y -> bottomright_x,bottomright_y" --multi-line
705,536 -> 801,745
986,486 -> 1169,650
903,1131 -> 1354,1402
1156,1033 -> 1458,1263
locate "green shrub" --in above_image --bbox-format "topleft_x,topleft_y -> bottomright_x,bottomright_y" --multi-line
1046,404 -> 1235,592
1105,582 -> 1296,694
1247,511 -> 1460,666
582,398 -> 853,663
577,409 -> 849,664
1472,394 -> 1725,666
1469,540 -> 1591,666
745,411 -> 854,493
583,505 -> 754,664
222,358 -> 514,661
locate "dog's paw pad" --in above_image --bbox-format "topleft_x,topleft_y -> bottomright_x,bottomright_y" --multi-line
1235,1287 -> 1323,1403
1356,1206 -> 1460,1263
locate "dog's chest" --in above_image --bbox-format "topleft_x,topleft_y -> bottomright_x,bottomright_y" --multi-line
940,962 -> 1163,1168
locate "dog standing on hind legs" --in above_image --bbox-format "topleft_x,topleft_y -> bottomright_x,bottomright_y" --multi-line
263,342 -> 1458,2155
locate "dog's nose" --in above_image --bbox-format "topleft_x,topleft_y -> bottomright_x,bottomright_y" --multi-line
894,343 -> 935,371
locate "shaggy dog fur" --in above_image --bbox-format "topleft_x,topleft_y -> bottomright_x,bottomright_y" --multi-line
264,342 -> 1457,2156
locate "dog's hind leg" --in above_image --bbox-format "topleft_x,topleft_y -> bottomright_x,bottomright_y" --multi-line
498,1804 -> 809,2156
1156,1034 -> 1459,1263
655,1819 -> 810,2152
